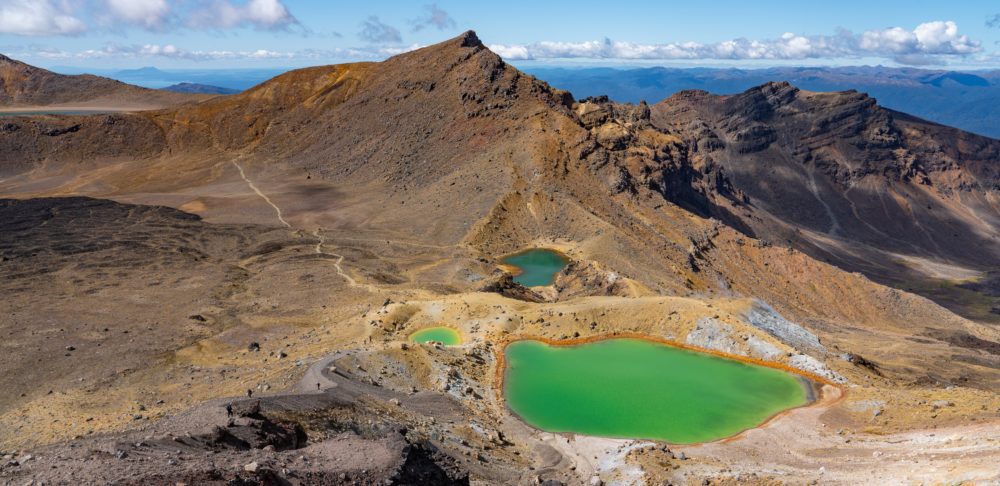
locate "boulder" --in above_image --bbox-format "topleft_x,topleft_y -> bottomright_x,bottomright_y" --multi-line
594,123 -> 630,150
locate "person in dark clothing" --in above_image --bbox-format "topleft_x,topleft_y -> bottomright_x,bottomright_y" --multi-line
225,403 -> 233,417
247,389 -> 253,398
316,382 -> 321,391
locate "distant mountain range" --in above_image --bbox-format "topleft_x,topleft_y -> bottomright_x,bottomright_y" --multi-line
162,82 -> 239,95
52,65 -> 283,92
522,66 -> 1000,139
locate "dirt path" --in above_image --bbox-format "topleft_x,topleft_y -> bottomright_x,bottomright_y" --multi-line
312,227 -> 385,294
328,235 -> 460,251
231,159 -> 291,228
313,228 -> 356,286
293,351 -> 344,394
227,158 -> 384,294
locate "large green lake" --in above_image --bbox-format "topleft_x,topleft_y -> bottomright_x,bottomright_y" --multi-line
409,326 -> 462,345
504,338 -> 809,444
501,249 -> 568,287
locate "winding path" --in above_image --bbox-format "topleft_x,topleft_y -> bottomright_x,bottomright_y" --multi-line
231,159 -> 291,228
228,158 -> 381,292
313,228 -> 360,288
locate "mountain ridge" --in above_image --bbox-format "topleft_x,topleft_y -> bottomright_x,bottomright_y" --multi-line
525,65 -> 1000,139
643,79 -> 1000,311
1,33 -> 996,298
0,52 -> 209,108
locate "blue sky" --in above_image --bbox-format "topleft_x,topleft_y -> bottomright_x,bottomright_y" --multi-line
2,0 -> 999,69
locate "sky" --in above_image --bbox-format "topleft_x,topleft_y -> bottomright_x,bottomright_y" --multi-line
1,0 -> 999,70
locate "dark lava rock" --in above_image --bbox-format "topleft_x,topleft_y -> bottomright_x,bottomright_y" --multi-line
479,274 -> 545,303
841,352 -> 882,376
41,124 -> 80,137
233,400 -> 262,418
213,418 -> 307,452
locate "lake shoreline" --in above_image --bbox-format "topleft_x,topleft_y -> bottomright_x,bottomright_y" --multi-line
409,326 -> 463,345
499,247 -> 570,287
494,332 -> 847,446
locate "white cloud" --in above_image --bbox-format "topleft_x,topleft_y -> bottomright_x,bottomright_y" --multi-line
19,42 -> 425,63
187,0 -> 298,30
0,0 -> 299,35
0,0 -> 86,36
914,21 -> 978,53
359,16 -> 402,44
104,0 -> 171,30
73,43 -> 296,61
489,21 -> 982,66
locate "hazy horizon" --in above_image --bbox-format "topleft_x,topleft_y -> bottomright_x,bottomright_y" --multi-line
2,1 -> 1000,69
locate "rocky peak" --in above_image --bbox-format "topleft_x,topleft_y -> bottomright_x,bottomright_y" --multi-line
663,89 -> 713,104
574,96 -> 650,131
457,30 -> 484,48
722,81 -> 799,122
758,80 -> 796,92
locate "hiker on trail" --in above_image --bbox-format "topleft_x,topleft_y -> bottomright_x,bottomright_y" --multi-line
247,389 -> 253,398
316,382 -> 321,391
225,403 -> 233,417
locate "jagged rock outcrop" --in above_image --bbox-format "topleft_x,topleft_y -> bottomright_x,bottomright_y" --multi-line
645,80 -> 1000,283
479,274 -> 546,302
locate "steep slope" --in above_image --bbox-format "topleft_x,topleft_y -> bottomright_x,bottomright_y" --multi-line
0,53 -> 208,108
2,32 -> 579,245
639,83 -> 999,319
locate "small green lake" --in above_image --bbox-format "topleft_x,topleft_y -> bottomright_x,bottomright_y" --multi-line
504,338 -> 809,444
501,249 -> 568,287
409,327 -> 462,345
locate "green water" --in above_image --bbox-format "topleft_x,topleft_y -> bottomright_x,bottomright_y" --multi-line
501,249 -> 569,287
409,327 -> 462,345
504,339 -> 809,444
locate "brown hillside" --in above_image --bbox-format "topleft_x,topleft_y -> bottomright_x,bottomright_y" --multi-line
0,53 -> 209,108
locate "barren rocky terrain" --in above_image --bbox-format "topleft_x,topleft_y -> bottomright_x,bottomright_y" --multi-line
0,32 -> 997,485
